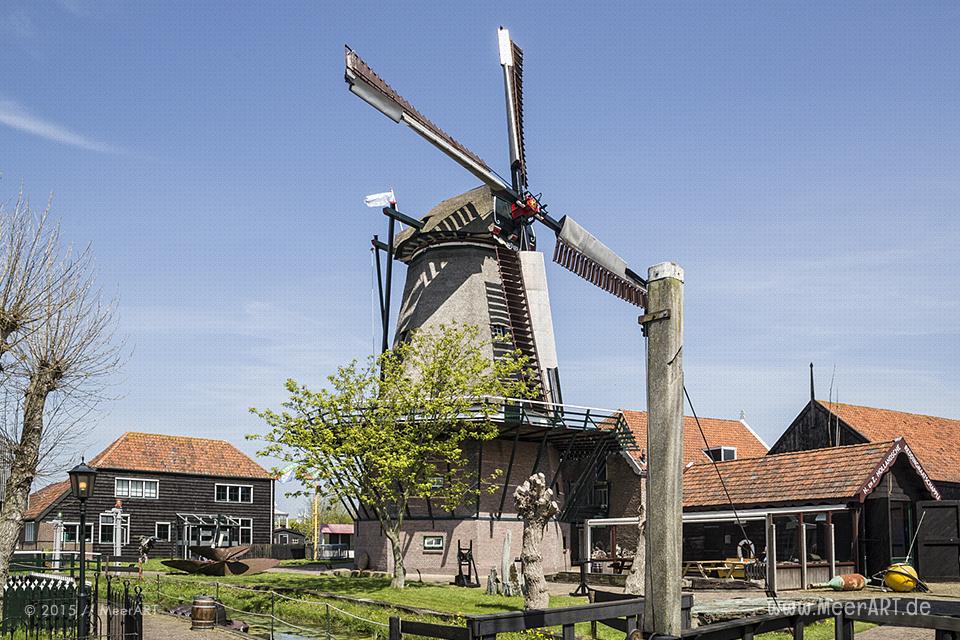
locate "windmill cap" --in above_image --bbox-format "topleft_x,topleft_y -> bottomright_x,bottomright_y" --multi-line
647,262 -> 684,283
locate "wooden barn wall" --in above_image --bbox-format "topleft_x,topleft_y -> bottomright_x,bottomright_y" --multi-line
28,469 -> 272,557
769,402 -> 867,454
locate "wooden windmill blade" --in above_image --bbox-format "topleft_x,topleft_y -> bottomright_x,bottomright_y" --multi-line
344,47 -> 516,199
498,27 -> 527,192
552,216 -> 648,307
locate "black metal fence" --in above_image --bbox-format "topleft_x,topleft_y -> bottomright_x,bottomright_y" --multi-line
102,577 -> 143,640
0,573 -> 142,640
1,574 -> 79,639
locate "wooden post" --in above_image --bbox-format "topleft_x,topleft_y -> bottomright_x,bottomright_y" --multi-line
766,515 -> 778,595
799,514 -> 808,588
584,522 -> 592,570
642,262 -> 684,637
827,522 -> 837,579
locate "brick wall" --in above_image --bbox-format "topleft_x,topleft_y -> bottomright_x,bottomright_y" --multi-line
608,452 -> 644,551
355,518 -> 572,576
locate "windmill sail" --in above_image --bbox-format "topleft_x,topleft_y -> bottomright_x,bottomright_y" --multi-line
345,47 -> 515,198
498,27 -> 527,191
553,216 -> 648,307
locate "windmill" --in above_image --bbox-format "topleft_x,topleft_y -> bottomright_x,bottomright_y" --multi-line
345,29 -> 648,403
345,29 -> 687,633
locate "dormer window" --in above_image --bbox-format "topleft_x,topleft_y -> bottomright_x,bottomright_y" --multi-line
703,446 -> 736,462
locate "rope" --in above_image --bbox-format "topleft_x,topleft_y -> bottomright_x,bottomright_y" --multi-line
156,577 -> 390,629
683,384 -> 749,543
683,384 -> 783,613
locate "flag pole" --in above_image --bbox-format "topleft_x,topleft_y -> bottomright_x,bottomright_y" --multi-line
313,485 -> 320,561
381,192 -> 397,354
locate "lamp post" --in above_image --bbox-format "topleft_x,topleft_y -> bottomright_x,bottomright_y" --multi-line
69,461 -> 97,640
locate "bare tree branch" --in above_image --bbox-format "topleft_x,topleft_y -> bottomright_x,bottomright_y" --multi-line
0,191 -> 121,607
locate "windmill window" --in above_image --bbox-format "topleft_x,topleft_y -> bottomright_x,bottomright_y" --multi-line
703,446 -> 736,462
423,535 -> 444,552
429,475 -> 445,490
491,324 -> 510,340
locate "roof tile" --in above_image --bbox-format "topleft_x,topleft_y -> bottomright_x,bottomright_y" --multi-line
684,440 -> 914,508
817,401 -> 960,484
620,410 -> 768,467
89,432 -> 271,479
24,480 -> 71,520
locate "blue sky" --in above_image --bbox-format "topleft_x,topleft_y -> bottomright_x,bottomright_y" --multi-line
3,2 -> 959,514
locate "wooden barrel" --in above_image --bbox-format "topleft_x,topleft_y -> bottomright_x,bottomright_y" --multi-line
190,595 -> 218,630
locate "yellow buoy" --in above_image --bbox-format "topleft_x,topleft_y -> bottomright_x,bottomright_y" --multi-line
883,563 -> 919,592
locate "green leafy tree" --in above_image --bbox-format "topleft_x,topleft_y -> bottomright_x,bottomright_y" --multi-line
253,323 -> 535,588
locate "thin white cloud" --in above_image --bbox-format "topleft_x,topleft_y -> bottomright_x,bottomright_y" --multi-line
0,99 -> 123,154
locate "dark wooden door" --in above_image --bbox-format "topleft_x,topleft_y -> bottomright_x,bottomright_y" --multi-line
916,500 -> 960,581
864,498 -> 891,576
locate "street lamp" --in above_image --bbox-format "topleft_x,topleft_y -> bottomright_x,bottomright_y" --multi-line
68,460 -> 97,640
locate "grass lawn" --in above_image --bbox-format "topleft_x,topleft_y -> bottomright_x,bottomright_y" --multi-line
137,562 -> 873,639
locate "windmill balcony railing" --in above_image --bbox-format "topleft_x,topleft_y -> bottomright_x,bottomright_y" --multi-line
310,396 -> 638,449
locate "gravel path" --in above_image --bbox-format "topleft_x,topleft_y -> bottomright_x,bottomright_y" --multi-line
143,614 -> 238,639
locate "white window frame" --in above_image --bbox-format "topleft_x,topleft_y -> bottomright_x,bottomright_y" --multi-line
155,522 -> 172,542
63,522 -> 93,544
23,522 -> 36,543
114,477 -> 159,499
423,535 -> 444,552
98,513 -> 131,545
239,518 -> 253,545
703,446 -> 737,462
214,483 -> 254,504
278,533 -> 289,544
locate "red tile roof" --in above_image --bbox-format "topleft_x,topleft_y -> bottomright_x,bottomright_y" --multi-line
24,480 -> 71,520
683,438 -> 940,509
817,401 -> 960,484
620,410 -> 768,467
90,432 -> 272,479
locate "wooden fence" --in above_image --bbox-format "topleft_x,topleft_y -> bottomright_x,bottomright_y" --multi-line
386,596 -> 960,640
388,594 -> 694,640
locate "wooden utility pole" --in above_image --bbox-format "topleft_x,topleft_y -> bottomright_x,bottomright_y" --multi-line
642,262 -> 684,637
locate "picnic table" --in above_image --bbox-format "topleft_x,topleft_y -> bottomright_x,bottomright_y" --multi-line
682,560 -> 735,579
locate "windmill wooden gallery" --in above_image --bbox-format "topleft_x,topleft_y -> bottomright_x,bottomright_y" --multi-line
341,27 -> 959,632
